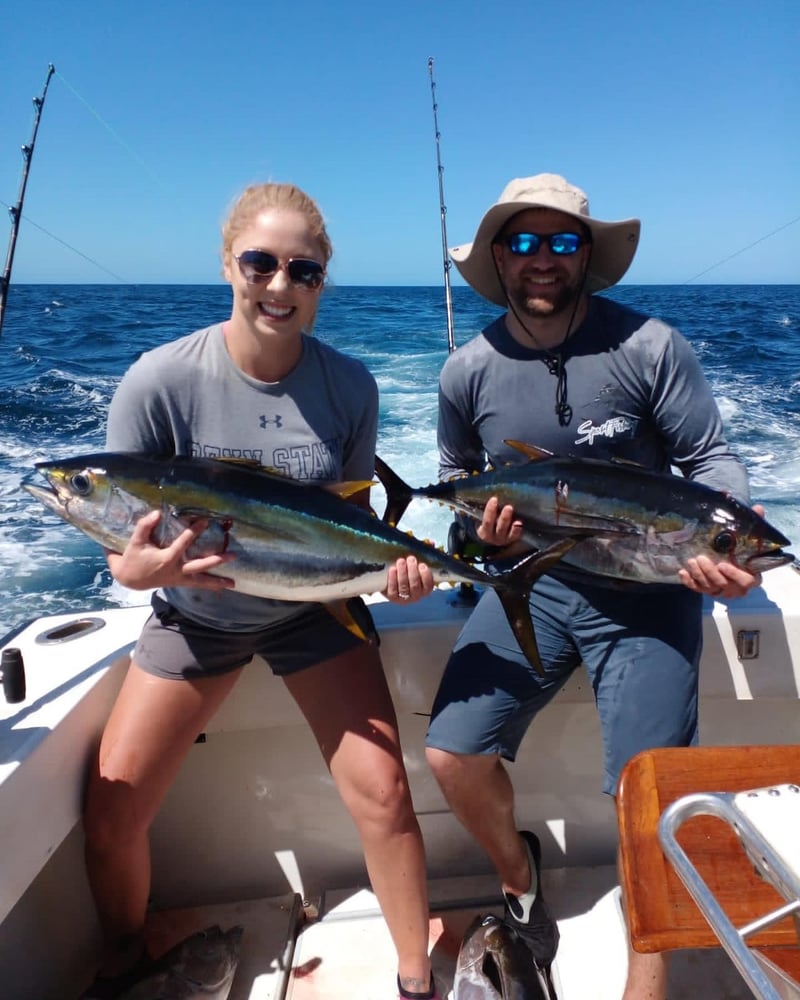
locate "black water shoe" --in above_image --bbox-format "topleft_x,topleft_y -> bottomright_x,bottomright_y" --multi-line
502,830 -> 560,968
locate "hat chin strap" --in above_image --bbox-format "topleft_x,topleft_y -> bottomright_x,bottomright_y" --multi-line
495,257 -> 591,428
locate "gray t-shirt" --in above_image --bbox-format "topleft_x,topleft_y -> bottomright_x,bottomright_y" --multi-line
438,295 -> 750,581
106,322 -> 378,629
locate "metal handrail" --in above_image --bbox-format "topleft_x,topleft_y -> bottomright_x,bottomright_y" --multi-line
659,786 -> 800,999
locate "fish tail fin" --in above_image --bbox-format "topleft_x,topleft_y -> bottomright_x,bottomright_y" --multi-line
374,455 -> 414,527
494,538 -> 587,677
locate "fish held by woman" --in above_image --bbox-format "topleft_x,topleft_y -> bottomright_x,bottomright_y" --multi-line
375,444 -> 792,584
23,451 -> 563,674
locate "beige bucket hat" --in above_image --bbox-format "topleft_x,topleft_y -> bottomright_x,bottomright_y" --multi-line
450,173 -> 641,305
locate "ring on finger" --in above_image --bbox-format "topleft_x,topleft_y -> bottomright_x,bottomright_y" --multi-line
398,591 -> 411,601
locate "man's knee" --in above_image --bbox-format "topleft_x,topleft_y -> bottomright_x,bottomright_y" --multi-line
426,746 -> 497,790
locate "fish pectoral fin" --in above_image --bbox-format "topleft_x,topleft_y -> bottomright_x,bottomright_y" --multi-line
532,510 -> 640,535
172,507 -> 304,543
503,439 -> 554,461
171,505 -> 220,525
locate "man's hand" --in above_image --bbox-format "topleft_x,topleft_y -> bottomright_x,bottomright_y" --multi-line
477,496 -> 526,554
678,504 -> 766,599
106,510 -> 236,591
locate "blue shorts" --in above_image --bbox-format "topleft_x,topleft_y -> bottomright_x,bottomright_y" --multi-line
133,593 -> 372,679
425,573 -> 703,794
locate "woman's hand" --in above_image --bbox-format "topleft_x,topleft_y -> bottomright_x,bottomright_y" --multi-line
106,510 -> 236,591
385,555 -> 435,604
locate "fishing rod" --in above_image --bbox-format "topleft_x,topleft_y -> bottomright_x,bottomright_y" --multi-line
428,60 -> 479,601
0,63 -> 55,339
427,57 -> 456,354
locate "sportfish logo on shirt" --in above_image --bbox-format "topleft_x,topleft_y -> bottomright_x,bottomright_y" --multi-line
575,416 -> 634,447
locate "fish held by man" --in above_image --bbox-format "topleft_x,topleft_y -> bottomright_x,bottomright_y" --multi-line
118,924 -> 243,999
453,914 -> 552,1000
375,445 -> 793,584
23,452 -> 560,674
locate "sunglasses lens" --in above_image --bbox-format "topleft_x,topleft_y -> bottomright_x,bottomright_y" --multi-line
549,233 -> 582,255
237,250 -> 279,282
286,259 -> 325,289
507,233 -> 541,255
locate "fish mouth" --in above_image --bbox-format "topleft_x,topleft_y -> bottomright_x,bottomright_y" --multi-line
745,549 -> 794,573
23,479 -> 64,511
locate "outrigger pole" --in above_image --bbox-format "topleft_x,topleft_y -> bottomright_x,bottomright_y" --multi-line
0,63 -> 55,339
427,57 -> 456,353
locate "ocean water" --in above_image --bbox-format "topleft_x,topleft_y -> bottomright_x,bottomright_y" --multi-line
1,283 -> 798,639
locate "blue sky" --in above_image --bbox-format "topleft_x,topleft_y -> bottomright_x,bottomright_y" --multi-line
2,0 -> 798,286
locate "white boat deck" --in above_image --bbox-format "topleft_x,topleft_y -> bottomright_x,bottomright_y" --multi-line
91,869 -> 755,1000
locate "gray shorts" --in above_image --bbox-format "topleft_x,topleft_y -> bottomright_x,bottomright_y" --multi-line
133,593 -> 374,679
425,571 -> 703,795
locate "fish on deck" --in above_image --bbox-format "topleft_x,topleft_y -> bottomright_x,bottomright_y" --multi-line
376,443 -> 793,585
453,914 -> 553,1000
118,924 -> 243,999
23,452 -> 563,674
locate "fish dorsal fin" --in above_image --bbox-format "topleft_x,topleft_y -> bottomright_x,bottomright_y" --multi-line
212,456 -> 283,473
206,457 -> 375,498
325,480 -> 376,499
504,440 -> 554,461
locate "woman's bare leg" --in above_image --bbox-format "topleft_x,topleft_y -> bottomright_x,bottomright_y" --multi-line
284,642 -> 432,995
84,662 -> 242,975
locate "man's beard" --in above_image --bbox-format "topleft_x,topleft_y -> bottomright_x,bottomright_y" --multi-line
507,273 -> 583,319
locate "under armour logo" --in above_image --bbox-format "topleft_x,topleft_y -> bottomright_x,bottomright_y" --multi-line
259,414 -> 283,429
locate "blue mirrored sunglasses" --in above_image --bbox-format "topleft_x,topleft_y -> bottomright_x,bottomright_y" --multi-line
234,250 -> 325,290
500,232 -> 589,257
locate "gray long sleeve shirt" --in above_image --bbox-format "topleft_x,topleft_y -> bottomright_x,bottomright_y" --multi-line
438,295 -> 750,583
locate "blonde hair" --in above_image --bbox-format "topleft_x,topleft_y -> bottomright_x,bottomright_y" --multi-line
221,182 -> 333,264
221,182 -> 332,332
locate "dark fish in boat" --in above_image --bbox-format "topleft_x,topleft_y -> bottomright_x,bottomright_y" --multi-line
375,444 -> 793,584
453,915 -> 552,999
118,924 -> 243,999
23,452 -> 564,674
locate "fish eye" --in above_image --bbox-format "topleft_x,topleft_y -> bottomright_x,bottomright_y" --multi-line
70,472 -> 93,496
712,529 -> 737,554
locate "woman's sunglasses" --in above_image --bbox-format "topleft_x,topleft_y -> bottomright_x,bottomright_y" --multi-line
499,232 -> 590,257
234,249 -> 325,290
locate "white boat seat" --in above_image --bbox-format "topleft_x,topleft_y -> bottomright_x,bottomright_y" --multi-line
733,784 -> 800,890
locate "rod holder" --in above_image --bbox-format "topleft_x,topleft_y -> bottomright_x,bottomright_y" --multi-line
1,647 -> 26,703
